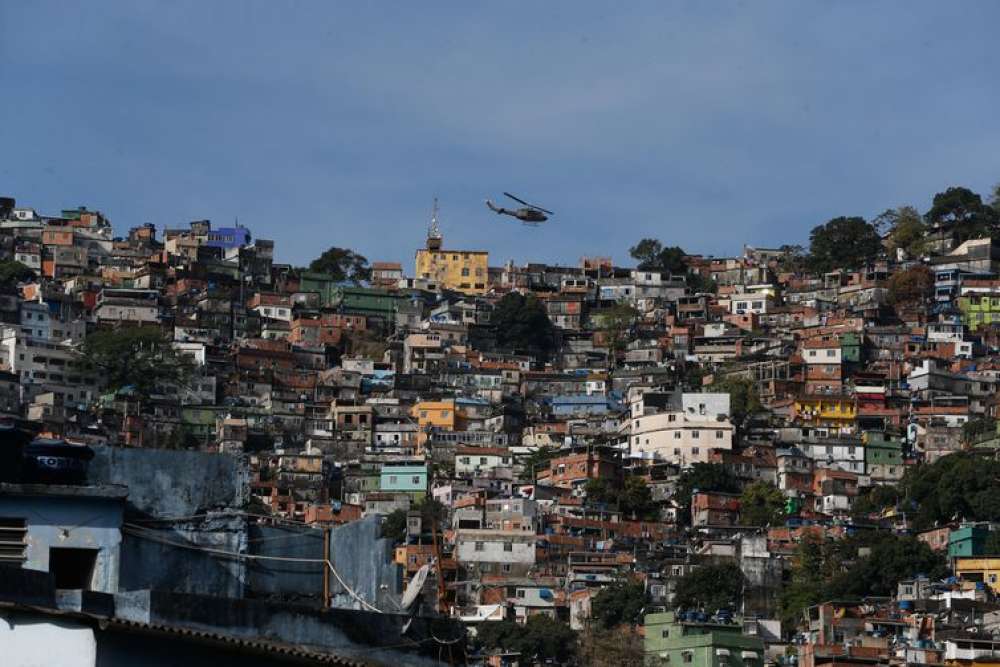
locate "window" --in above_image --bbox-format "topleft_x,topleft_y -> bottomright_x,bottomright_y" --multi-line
503,543 -> 513,552
661,629 -> 670,638
716,430 -> 724,439
0,518 -> 27,563
389,475 -> 398,484
49,547 -> 98,590
691,430 -> 700,438
682,652 -> 693,663
674,431 -> 681,439
474,541 -> 484,552
516,589 -> 526,598
668,414 -> 676,422
692,447 -> 699,455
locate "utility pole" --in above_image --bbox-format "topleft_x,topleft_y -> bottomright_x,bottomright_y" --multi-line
322,524 -> 331,608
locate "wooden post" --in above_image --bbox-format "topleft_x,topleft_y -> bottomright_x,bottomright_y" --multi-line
322,525 -> 331,608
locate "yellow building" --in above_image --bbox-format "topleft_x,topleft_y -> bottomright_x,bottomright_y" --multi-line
411,399 -> 456,453
954,557 -> 1000,592
412,399 -> 456,431
414,209 -> 488,294
793,394 -> 857,428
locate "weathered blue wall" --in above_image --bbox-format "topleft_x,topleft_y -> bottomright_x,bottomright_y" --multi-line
328,515 -> 403,612
88,446 -> 248,518
119,515 -> 247,599
246,524 -> 325,605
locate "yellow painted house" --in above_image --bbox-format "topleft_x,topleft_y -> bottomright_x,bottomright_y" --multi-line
954,557 -> 1000,592
414,217 -> 488,295
411,399 -> 456,452
793,394 -> 857,427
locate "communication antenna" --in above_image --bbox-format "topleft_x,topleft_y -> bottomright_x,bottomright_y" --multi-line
429,198 -> 442,240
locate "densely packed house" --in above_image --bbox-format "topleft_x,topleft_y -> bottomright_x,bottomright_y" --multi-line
4,192 -> 1000,666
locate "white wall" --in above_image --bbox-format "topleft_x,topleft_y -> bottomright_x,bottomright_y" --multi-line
0,612 -> 96,667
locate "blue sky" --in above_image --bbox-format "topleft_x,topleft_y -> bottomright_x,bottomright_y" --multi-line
2,2 -> 999,268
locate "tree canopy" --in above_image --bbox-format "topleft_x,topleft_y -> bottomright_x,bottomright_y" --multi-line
900,452 -> 1000,528
879,206 -> 928,258
808,216 -> 882,273
0,259 -> 36,291
780,532 -> 947,629
585,476 -> 659,520
78,326 -> 193,399
593,302 -> 639,368
629,239 -> 687,275
492,292 -> 557,362
674,562 -> 744,611
739,481 -> 785,527
306,247 -> 371,283
476,615 -> 577,664
589,578 -> 648,629
925,186 -> 999,243
710,376 -> 762,433
887,265 -> 934,306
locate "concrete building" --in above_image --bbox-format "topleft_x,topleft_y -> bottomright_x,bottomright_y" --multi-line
644,611 -> 765,667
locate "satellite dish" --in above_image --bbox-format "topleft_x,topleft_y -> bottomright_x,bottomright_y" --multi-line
400,562 -> 431,610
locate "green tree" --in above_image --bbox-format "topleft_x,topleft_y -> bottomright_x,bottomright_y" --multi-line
900,452 -> 1000,528
306,246 -> 371,283
852,484 -> 901,518
674,562 -> 744,611
687,271 -> 717,294
379,497 -> 448,543
989,182 -> 1000,214
962,417 -> 997,445
882,206 -> 928,257
808,216 -> 882,273
710,376 -> 762,436
590,578 -> 648,629
775,245 -> 809,274
984,530 -> 1000,555
739,481 -> 785,527
380,509 -> 408,542
926,186 -> 999,243
672,463 -> 740,526
780,531 -> 948,630
0,259 -> 35,290
593,302 -> 639,369
492,292 -> 557,362
619,475 -> 658,519
585,476 -> 658,520
887,265 -> 934,307
476,615 -> 577,664
629,239 -> 688,275
79,326 -> 193,399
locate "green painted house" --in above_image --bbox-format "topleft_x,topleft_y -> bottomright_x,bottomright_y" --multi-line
380,464 -> 428,498
863,431 -> 904,481
840,332 -> 862,364
959,294 -> 1000,331
949,525 -> 990,559
644,611 -> 765,667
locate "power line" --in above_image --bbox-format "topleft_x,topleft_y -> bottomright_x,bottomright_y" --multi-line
123,524 -> 383,614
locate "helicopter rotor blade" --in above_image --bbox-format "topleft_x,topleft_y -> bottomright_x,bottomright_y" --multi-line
504,192 -> 554,215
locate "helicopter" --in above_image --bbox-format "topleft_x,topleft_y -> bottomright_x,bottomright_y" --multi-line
485,192 -> 553,226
